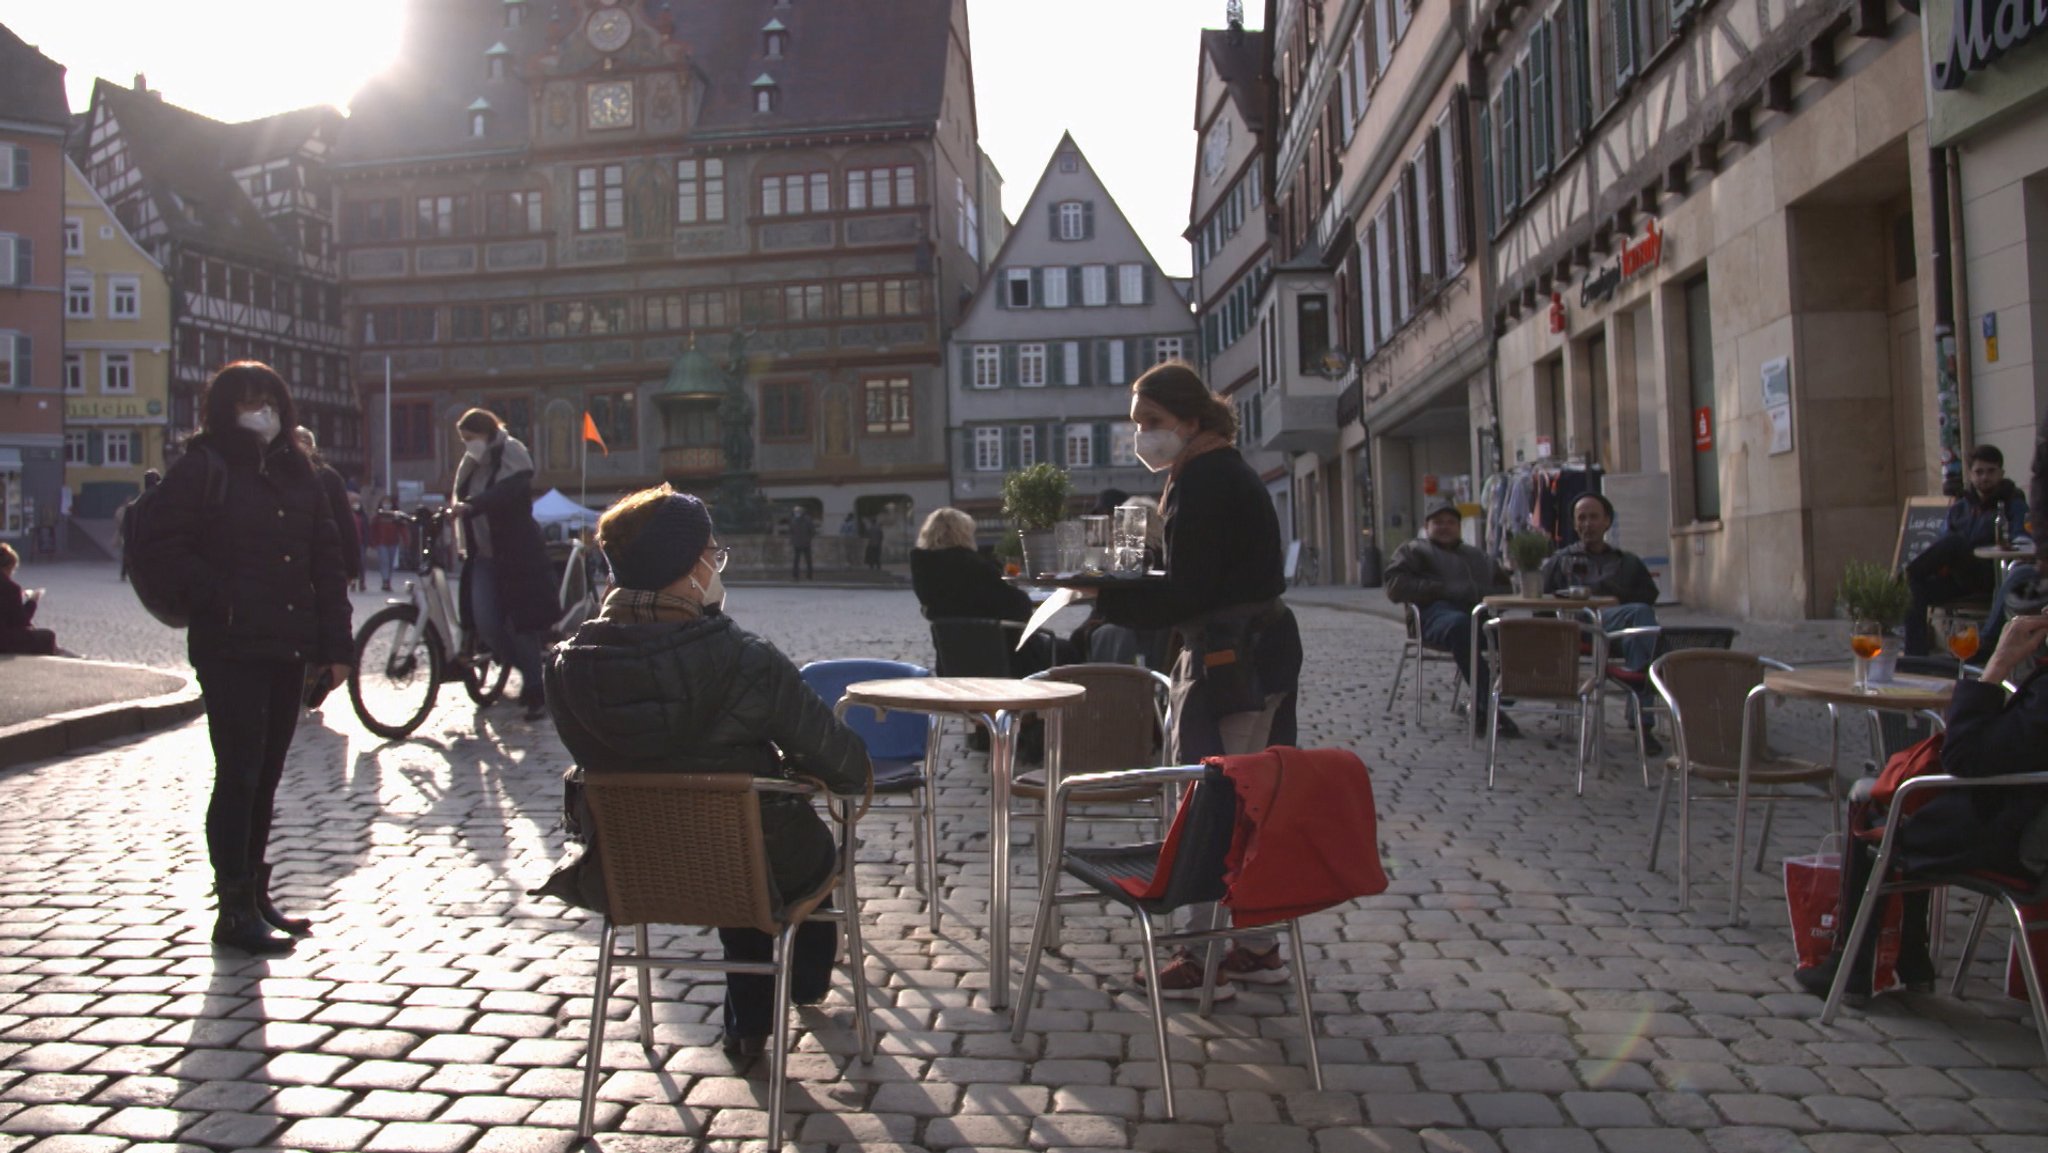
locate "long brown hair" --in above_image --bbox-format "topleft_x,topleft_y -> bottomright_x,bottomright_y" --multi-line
1131,361 -> 1238,442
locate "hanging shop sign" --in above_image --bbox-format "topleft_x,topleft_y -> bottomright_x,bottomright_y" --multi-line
65,397 -> 164,422
1578,220 -> 1664,308
1548,292 -> 1566,334
1933,0 -> 2048,90
1693,406 -> 1715,451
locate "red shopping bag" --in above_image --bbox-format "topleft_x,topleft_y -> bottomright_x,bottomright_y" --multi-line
1784,841 -> 1901,992
2004,900 -> 2048,1001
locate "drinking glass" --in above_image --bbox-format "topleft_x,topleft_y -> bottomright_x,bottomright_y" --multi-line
1850,618 -> 1884,693
1053,520 -> 1085,574
1113,503 -> 1151,573
1942,614 -> 1981,678
1080,515 -> 1112,573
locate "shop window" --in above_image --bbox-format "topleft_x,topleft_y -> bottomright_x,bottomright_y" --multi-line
760,381 -> 809,442
587,388 -> 638,452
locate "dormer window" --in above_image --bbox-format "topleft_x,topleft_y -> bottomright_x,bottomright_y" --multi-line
468,98 -> 491,138
486,43 -> 510,80
752,73 -> 778,113
762,18 -> 787,58
505,0 -> 525,29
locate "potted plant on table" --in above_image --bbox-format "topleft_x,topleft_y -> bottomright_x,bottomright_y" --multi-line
1508,530 -> 1552,598
1839,559 -> 1911,688
1002,462 -> 1073,578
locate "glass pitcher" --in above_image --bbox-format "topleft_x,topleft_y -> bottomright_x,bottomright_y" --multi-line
1113,502 -> 1152,573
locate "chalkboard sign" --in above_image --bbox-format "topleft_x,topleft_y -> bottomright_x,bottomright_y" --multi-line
1893,496 -> 1954,572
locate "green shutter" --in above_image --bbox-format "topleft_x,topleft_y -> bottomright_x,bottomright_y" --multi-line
1048,344 -> 1064,386
87,429 -> 103,465
1030,267 -> 1042,307
1095,340 -> 1110,386
13,146 -> 27,190
1001,344 -> 1017,387
1069,266 -> 1082,304
1127,339 -> 1141,377
957,344 -> 971,389
1092,423 -> 1108,468
14,334 -> 28,389
994,273 -> 1008,309
1082,201 -> 1095,239
1047,201 -> 1061,239
14,236 -> 31,286
1142,267 -> 1154,304
1004,424 -> 1020,465
1140,337 -> 1155,367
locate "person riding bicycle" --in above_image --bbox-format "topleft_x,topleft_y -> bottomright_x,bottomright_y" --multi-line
449,409 -> 555,722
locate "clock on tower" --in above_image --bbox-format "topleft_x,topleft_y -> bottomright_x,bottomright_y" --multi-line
587,81 -> 633,130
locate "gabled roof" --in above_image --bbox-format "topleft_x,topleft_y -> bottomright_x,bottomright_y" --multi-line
83,80 -> 338,264
336,0 -> 960,163
0,23 -> 70,129
1199,28 -> 1267,132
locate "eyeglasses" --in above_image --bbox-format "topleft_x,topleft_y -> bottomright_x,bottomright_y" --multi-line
707,545 -> 729,573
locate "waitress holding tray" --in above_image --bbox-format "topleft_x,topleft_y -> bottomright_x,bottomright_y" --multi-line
1088,361 -> 1304,996
1092,362 -> 1303,762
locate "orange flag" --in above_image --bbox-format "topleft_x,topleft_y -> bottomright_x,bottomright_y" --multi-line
581,411 -> 608,455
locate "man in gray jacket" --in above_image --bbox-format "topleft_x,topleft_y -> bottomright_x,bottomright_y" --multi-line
1386,498 -> 1515,735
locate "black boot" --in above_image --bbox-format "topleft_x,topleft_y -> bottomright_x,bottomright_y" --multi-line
214,883 -> 296,957
255,864 -> 312,937
1794,948 -> 1872,1007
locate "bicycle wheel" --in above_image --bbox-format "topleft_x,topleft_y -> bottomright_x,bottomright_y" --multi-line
463,648 -> 513,705
350,604 -> 443,739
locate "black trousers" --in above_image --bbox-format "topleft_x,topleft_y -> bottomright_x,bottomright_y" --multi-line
791,544 -> 813,580
194,658 -> 305,889
1835,801 -> 1934,981
717,911 -> 838,1038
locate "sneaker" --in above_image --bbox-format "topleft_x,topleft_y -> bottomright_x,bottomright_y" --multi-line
1135,951 -> 1235,1001
1219,945 -> 1292,985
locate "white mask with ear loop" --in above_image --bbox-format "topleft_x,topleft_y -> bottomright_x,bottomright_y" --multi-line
1133,428 -> 1186,473
690,568 -> 726,613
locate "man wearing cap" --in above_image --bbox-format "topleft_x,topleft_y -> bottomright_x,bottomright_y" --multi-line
1541,493 -> 1665,754
539,484 -> 873,1062
1385,498 -> 1517,736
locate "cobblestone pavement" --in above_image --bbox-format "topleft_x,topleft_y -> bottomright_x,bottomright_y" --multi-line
3,575 -> 2046,1153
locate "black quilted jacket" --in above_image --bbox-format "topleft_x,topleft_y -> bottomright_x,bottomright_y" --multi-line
133,429 -> 352,667
541,612 -> 872,913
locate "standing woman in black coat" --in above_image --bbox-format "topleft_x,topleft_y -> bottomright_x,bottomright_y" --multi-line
1090,362 -> 1304,996
450,408 -> 557,721
131,362 -> 353,956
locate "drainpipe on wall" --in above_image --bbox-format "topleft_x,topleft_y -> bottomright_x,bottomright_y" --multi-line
1948,147 -> 1974,470
1929,142 -> 1964,498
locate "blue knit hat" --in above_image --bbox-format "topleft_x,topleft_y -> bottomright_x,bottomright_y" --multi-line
606,491 -> 713,592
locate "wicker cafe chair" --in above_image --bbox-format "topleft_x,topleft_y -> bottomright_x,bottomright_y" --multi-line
800,659 -> 942,932
1385,601 -> 1466,725
1820,772 -> 2048,1060
575,772 -> 874,1151
1481,616 -> 1608,794
1009,764 -> 1328,1120
1603,625 -> 1740,786
1648,651 -> 1840,924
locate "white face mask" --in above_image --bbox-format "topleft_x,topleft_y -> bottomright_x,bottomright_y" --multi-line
690,568 -> 726,613
238,406 -> 281,442
1133,428 -> 1186,473
462,437 -> 488,462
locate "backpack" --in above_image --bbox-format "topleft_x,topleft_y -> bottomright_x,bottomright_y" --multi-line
128,444 -> 228,628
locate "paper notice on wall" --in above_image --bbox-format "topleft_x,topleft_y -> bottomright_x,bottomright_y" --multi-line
1768,404 -> 1793,455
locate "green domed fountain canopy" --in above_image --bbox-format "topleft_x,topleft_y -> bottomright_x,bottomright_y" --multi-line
662,340 -> 724,398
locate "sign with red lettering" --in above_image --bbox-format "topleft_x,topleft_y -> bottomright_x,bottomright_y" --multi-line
1693,406 -> 1714,451
1548,292 -> 1566,334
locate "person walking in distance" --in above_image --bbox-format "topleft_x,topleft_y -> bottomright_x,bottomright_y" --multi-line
864,515 -> 884,570
789,505 -> 816,581
128,362 -> 353,955
295,426 -> 365,599
450,408 -> 557,722
370,496 -> 406,592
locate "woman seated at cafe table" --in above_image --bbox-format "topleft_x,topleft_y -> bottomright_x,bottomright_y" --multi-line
538,485 -> 872,1062
910,507 -> 1071,675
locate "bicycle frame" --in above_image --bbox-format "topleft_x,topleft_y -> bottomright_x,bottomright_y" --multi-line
383,508 -> 467,659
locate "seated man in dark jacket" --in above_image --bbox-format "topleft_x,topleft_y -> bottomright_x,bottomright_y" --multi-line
910,507 -> 1069,675
542,486 -> 872,1060
1797,610 -> 2048,1003
1385,498 -> 1513,735
1905,444 -> 2028,655
1542,493 -> 1665,753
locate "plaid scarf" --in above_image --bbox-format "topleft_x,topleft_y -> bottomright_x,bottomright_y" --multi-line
595,586 -> 703,625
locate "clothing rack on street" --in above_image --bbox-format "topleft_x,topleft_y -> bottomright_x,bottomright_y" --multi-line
1479,460 -> 1605,567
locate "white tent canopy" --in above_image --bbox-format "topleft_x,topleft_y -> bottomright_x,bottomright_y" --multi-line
531,489 -> 600,528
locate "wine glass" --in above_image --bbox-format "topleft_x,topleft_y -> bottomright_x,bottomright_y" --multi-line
1941,614 -> 1981,679
1850,618 -> 1884,693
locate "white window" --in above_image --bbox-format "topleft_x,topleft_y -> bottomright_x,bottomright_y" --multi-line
1081,265 -> 1107,306
1065,424 -> 1095,469
965,194 -> 980,262
1107,339 -> 1126,384
1154,337 -> 1183,365
63,218 -> 82,254
973,426 -> 1003,471
104,430 -> 132,466
1058,201 -> 1085,240
63,353 -> 82,393
1118,263 -> 1144,304
1041,266 -> 1068,308
66,276 -> 93,318
471,112 -> 487,137
1111,422 -> 1140,467
1005,268 -> 1032,308
755,87 -> 775,113
103,351 -> 133,394
1018,425 -> 1037,467
972,344 -> 1001,389
1062,341 -> 1081,385
64,430 -> 86,463
109,276 -> 140,319
1018,343 -> 1046,388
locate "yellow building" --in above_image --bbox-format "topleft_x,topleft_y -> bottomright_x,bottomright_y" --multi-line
62,156 -> 171,518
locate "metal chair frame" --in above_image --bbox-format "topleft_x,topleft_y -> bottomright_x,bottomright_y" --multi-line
1648,651 -> 1842,923
801,659 -> 942,932
1009,765 -> 1326,1119
574,773 -> 874,1150
1385,602 -> 1465,725
1821,772 -> 2048,1061
1602,625 -> 1740,787
1480,616 -> 1609,794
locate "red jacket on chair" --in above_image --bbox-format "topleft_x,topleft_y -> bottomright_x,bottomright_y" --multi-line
1218,746 -> 1389,927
